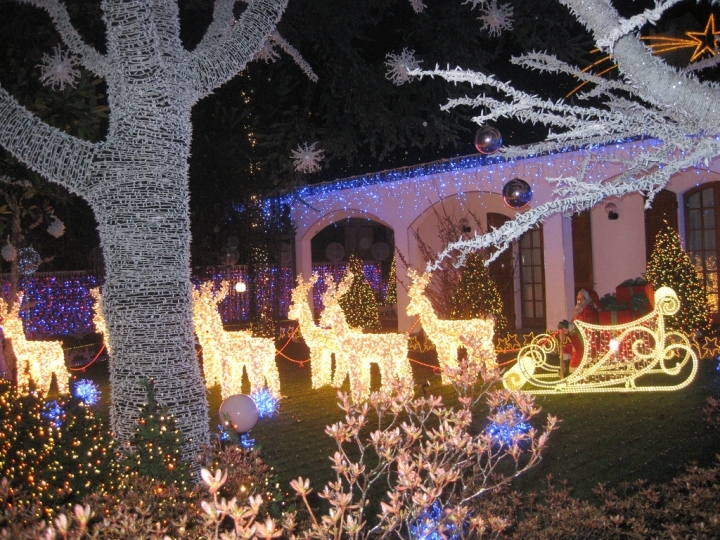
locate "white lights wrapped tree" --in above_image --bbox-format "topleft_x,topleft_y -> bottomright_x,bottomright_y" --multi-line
411,0 -> 720,269
0,0 -> 290,460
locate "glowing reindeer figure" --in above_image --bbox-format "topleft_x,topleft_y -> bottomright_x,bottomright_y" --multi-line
320,272 -> 412,403
406,269 -> 496,384
287,273 -> 336,389
0,296 -> 69,396
90,287 -> 111,355
192,281 -> 280,400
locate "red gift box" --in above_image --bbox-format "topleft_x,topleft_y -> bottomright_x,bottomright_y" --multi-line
615,283 -> 654,310
598,310 -> 634,325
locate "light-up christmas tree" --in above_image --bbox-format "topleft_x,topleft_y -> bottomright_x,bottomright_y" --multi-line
449,250 -> 506,333
0,381 -> 119,516
121,380 -> 190,490
645,224 -> 710,334
338,255 -> 382,332
384,255 -> 397,306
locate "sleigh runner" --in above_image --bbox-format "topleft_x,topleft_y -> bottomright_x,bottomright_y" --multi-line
503,286 -> 698,394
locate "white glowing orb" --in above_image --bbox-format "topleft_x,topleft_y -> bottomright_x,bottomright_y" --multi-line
235,282 -> 247,293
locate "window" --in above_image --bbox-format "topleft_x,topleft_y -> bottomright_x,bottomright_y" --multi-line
519,225 -> 546,328
685,184 -> 719,314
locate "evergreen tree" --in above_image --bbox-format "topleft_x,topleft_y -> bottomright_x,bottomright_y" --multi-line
0,381 -> 119,516
450,251 -> 507,333
122,380 -> 191,489
339,255 -> 382,332
384,255 -> 397,306
645,224 -> 710,334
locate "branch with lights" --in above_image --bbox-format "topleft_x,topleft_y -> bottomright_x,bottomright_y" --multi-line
0,294 -> 68,396
406,269 -> 496,384
319,272 -> 413,403
503,286 -> 698,394
192,281 -> 280,400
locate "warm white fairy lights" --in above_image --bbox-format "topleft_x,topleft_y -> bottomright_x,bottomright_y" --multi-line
320,272 -> 413,403
406,269 -> 496,384
287,273 -> 336,389
0,295 -> 68,396
503,287 -> 698,394
192,281 -> 280,400
89,287 -> 110,356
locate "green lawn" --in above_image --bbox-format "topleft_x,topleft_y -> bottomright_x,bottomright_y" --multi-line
75,340 -> 720,501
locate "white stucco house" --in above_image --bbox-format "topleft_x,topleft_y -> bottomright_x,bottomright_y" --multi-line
282,138 -> 720,333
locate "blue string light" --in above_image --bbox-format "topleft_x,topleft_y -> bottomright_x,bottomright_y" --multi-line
73,379 -> 101,406
251,388 -> 279,418
42,399 -> 65,428
409,501 -> 462,540
485,405 -> 532,447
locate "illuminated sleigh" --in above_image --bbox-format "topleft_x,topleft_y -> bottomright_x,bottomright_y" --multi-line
503,287 -> 698,394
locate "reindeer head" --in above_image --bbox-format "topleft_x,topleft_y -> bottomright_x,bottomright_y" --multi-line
406,269 -> 432,317
288,273 -> 318,321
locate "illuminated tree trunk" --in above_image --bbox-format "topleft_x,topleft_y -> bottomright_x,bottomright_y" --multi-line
0,0 -> 287,462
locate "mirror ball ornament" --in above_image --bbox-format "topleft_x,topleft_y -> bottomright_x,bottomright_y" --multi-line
219,394 -> 258,433
502,178 -> 533,209
474,125 -> 503,154
17,247 -> 41,276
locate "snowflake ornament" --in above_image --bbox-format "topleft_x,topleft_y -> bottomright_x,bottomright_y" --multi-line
463,0 -> 488,9
37,46 -> 80,91
47,217 -> 65,238
1,242 -> 16,262
290,142 -> 324,174
407,0 -> 426,13
385,48 -> 422,86
478,1 -> 514,38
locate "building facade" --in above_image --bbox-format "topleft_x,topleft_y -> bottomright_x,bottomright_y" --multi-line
286,139 -> 720,332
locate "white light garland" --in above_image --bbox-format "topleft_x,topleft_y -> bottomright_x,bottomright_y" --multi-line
320,272 -> 413,403
0,295 -> 68,396
193,281 -> 280,400
503,287 -> 698,394
407,269 -> 496,384
287,273 -> 336,389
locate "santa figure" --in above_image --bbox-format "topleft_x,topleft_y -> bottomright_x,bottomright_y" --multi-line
558,288 -> 600,376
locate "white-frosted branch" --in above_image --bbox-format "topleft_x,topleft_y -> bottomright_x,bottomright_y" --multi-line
560,0 -> 720,130
428,139 -> 720,271
0,87 -> 97,197
17,0 -> 108,77
189,0 -> 287,101
594,0 -> 685,51
270,31 -> 318,82
191,0 -> 237,55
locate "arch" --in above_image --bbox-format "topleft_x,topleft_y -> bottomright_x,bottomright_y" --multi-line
299,208 -> 394,244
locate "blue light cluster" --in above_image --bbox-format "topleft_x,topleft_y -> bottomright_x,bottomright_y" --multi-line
9,274 -> 99,337
42,399 -> 65,428
251,388 -> 279,418
485,405 -> 532,447
73,379 -> 101,406
312,263 -> 383,314
240,433 -> 255,449
409,501 -> 460,540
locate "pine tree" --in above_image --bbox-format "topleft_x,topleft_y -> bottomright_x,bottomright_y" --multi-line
645,224 -> 710,334
450,251 -> 507,333
384,256 -> 397,306
339,255 -> 382,332
122,380 -> 191,489
0,381 -> 119,516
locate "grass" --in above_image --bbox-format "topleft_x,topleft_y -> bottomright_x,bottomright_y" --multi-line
72,339 -> 720,502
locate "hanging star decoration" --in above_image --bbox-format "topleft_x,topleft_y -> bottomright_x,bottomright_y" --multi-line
686,13 -> 720,62
640,14 -> 720,63
385,48 -> 423,86
290,142 -> 324,174
477,0 -> 514,38
37,45 -> 80,91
